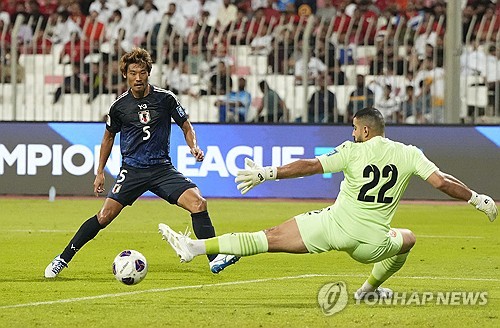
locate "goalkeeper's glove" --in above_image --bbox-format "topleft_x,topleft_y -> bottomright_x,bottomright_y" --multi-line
468,191 -> 498,222
235,158 -> 277,195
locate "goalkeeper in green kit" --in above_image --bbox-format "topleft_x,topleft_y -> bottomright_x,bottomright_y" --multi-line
159,107 -> 497,300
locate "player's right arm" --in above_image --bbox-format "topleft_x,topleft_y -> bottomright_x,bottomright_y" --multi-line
94,129 -> 116,196
235,158 -> 324,194
426,170 -> 497,222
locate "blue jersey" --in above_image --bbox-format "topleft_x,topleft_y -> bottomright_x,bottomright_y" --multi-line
106,85 -> 188,168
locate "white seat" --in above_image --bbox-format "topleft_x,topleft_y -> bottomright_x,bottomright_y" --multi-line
179,95 -> 219,122
343,65 -> 370,85
465,85 -> 488,108
329,85 -> 357,116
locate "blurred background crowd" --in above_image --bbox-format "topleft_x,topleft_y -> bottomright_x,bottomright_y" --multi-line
0,0 -> 499,124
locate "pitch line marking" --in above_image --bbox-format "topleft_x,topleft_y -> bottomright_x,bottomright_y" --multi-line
1,230 -> 486,239
0,273 -> 498,310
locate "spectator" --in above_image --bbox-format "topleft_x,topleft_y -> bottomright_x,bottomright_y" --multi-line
414,56 -> 445,123
484,45 -> 500,113
250,24 -> 273,55
202,0 -> 224,27
257,80 -> 289,122
177,0 -> 202,28
294,49 -> 327,85
215,77 -> 252,122
120,0 -> 139,28
28,29 -> 53,54
216,0 -> 238,31
205,45 -> 234,80
401,84 -> 430,124
153,0 -> 174,16
131,0 -> 161,46
185,43 -> 208,75
49,10 -> 83,45
164,60 -> 199,98
347,74 -> 375,121
15,13 -> 34,45
59,31 -> 91,65
84,10 -> 105,42
373,84 -> 400,123
251,0 -> 270,11
104,10 -> 125,44
88,0 -> 115,24
106,59 -> 127,96
87,62 -> 108,103
201,61 -> 233,96
316,0 -> 337,21
53,63 -> 87,104
314,40 -> 344,85
163,3 -> 188,38
67,1 -> 87,27
306,74 -> 337,123
268,26 -> 294,74
0,49 -> 24,83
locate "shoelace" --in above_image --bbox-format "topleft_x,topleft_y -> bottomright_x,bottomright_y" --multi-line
51,260 -> 67,273
179,226 -> 192,238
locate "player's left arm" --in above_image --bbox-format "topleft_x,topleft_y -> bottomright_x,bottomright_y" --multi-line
181,120 -> 204,162
426,170 -> 497,222
94,129 -> 116,196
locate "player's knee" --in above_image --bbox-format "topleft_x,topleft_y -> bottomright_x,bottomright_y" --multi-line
191,196 -> 207,213
97,209 -> 118,227
399,229 -> 416,253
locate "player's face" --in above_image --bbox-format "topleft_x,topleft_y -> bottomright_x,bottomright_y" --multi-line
126,63 -> 149,97
352,118 -> 366,143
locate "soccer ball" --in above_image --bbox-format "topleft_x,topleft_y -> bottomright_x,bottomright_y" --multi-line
112,250 -> 148,285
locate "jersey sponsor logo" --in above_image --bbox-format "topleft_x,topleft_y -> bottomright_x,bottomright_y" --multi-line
388,229 -> 397,238
106,114 -> 111,126
176,105 -> 186,118
138,110 -> 151,124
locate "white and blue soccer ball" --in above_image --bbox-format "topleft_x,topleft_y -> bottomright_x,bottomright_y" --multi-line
112,250 -> 148,285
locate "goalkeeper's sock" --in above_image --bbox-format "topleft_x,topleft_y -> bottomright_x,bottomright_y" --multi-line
60,215 -> 103,263
191,211 -> 217,262
358,252 -> 410,293
190,231 -> 269,257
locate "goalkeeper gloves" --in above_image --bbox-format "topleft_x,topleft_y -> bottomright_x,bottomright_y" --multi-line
468,191 -> 498,222
235,158 -> 277,195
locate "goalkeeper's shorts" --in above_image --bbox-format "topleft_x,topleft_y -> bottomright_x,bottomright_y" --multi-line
295,208 -> 403,264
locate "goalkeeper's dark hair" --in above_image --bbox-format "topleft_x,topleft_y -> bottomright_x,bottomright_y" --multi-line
119,48 -> 153,76
353,107 -> 385,134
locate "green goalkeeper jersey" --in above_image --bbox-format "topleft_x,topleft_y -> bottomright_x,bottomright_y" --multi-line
317,136 -> 438,245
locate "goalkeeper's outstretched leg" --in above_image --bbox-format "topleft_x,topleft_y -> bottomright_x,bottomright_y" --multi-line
159,217 -> 310,261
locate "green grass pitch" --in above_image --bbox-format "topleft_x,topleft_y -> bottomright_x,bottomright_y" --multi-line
0,198 -> 498,327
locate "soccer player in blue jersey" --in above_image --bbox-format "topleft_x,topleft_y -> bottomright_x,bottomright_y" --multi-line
159,108 -> 497,300
45,48 -> 239,278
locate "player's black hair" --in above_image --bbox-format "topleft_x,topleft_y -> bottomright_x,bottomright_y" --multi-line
119,48 -> 153,76
353,107 -> 385,134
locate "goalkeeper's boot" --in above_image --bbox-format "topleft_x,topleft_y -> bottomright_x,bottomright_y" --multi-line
354,287 -> 393,301
158,223 -> 194,263
209,254 -> 240,274
44,255 -> 68,278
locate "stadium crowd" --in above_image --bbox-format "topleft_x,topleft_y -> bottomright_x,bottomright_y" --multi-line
0,0 -> 499,123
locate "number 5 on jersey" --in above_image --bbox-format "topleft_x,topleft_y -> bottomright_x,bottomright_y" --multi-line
143,126 -> 150,140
